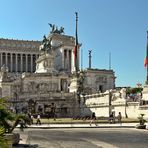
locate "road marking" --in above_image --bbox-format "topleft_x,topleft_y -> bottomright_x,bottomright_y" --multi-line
83,138 -> 119,148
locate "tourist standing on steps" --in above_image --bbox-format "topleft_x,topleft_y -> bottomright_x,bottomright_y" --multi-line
90,112 -> 97,126
36,114 -> 41,125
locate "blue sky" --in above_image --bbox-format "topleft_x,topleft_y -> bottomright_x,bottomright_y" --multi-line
0,0 -> 148,87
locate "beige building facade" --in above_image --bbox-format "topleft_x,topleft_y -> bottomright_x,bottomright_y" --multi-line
84,69 -> 115,94
0,38 -> 40,73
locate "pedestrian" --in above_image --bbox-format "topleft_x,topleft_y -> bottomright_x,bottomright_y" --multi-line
36,114 -> 41,125
109,112 -> 113,124
90,112 -> 97,126
19,120 -> 24,132
112,111 -> 115,123
31,115 -> 34,124
117,112 -> 122,125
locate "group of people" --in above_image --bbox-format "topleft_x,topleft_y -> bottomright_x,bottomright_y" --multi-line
19,112 -> 122,131
89,111 -> 122,126
19,113 -> 42,131
109,111 -> 122,124
30,114 -> 42,125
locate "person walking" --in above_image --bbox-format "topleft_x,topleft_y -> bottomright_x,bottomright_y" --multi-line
109,112 -> 113,124
31,115 -> 34,124
36,114 -> 41,125
90,112 -> 97,126
19,119 -> 24,132
117,112 -> 122,125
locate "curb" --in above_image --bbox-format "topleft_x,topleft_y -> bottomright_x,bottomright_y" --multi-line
30,126 -> 135,129
18,123 -> 137,129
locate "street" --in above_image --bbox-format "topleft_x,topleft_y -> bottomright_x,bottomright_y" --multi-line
13,128 -> 148,148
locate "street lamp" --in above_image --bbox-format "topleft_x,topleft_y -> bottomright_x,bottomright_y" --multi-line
51,103 -> 56,120
109,90 -> 112,116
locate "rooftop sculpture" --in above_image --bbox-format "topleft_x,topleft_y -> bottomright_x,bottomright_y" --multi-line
48,23 -> 64,34
39,35 -> 52,53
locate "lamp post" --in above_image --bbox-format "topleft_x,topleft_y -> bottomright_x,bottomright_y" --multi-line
109,90 -> 112,116
51,103 -> 56,120
125,99 -> 128,118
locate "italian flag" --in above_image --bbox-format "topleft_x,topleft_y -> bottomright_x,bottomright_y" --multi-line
74,45 -> 77,67
144,56 -> 148,67
144,33 -> 148,67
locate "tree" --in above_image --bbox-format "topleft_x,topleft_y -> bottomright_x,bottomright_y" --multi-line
0,98 -> 31,145
77,71 -> 86,104
0,127 -> 7,148
126,87 -> 143,95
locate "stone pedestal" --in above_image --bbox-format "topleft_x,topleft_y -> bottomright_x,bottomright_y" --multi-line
69,77 -> 78,93
142,85 -> 148,100
35,53 -> 57,74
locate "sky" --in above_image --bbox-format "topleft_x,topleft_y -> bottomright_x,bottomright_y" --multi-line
0,0 -> 148,87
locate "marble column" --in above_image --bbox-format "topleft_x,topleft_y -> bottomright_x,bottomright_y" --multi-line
66,50 -> 69,70
0,53 -> 3,67
20,54 -> 23,73
15,54 -> 18,72
60,49 -> 63,70
31,54 -> 33,72
26,54 -> 28,72
5,53 -> 8,67
64,49 -> 67,70
0,53 -> 2,67
10,53 -> 13,72
69,50 -> 71,72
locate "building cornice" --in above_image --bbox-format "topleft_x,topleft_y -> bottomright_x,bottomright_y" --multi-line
0,38 -> 41,52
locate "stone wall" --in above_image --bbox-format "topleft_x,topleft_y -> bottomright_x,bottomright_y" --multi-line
81,92 -> 148,119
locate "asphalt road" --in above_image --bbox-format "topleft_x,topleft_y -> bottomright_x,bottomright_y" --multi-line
14,128 -> 148,148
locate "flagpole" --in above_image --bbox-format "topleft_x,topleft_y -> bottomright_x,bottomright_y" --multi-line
75,12 -> 78,72
81,48 -> 83,70
109,52 -> 111,70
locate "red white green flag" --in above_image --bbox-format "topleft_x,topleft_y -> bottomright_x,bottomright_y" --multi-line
144,56 -> 148,67
144,32 -> 148,67
74,45 -> 78,67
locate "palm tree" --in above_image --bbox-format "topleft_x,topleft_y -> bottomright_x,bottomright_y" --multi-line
0,127 -> 7,148
0,97 -> 31,145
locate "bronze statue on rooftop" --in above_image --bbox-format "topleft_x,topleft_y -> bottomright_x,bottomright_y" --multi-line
39,35 -> 52,53
48,23 -> 64,34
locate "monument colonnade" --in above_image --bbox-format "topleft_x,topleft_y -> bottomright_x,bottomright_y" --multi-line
62,47 -> 79,72
0,51 -> 39,73
63,49 -> 72,72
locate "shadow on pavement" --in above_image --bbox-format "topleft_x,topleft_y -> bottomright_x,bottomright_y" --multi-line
13,144 -> 38,148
